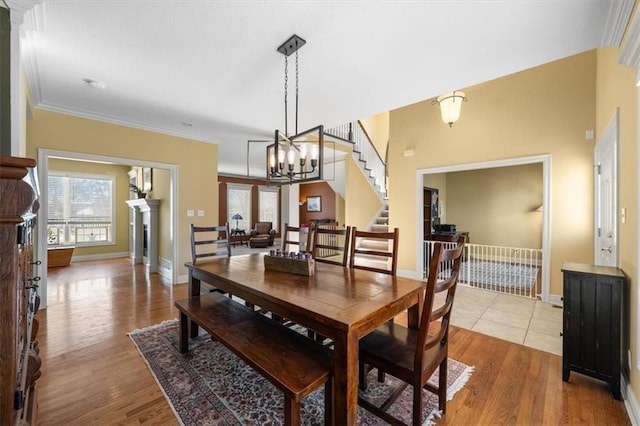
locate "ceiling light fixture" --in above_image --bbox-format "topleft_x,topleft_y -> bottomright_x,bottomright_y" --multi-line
432,91 -> 467,127
266,34 -> 324,185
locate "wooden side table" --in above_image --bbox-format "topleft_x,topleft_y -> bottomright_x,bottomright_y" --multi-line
230,229 -> 247,247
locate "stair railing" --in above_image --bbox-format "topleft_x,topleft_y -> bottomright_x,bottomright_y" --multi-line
325,121 -> 387,198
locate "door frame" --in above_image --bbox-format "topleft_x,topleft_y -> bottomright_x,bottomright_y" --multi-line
593,109 -> 619,266
37,148 -> 179,309
415,154 -> 551,303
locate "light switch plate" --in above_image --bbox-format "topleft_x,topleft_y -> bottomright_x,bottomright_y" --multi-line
197,210 -> 205,217
187,210 -> 194,217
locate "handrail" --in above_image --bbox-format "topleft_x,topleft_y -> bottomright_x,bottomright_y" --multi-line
325,121 -> 387,197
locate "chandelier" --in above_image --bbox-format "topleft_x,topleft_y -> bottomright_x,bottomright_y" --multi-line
266,34 -> 324,185
432,91 -> 467,127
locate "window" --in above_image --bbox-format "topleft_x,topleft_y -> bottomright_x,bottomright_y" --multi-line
259,186 -> 279,231
47,172 -> 115,246
227,183 -> 251,230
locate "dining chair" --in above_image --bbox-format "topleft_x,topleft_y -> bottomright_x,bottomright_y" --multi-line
357,238 -> 465,426
190,223 -> 231,293
281,222 -> 313,253
349,227 -> 399,275
312,225 -> 351,267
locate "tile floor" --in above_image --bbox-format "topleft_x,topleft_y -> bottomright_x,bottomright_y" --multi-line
448,285 -> 563,355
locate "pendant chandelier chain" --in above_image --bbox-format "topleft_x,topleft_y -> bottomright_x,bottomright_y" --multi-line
295,50 -> 299,135
284,54 -> 289,136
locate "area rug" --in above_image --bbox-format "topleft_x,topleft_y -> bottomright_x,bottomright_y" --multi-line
441,259 -> 539,290
129,319 -> 473,426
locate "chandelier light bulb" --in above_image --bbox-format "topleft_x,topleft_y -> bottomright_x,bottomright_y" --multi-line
300,144 -> 307,159
278,149 -> 285,165
311,144 -> 318,160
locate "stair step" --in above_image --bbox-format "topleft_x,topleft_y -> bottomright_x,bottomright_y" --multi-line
375,217 -> 388,225
359,239 -> 390,251
380,210 -> 388,217
371,224 -> 389,232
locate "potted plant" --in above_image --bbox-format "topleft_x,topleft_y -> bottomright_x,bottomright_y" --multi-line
129,183 -> 146,199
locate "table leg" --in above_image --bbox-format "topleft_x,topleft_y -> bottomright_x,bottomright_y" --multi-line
188,268 -> 201,338
332,331 -> 359,425
407,290 -> 424,330
178,311 -> 189,353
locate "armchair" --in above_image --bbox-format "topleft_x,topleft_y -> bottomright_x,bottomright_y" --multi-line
249,221 -> 276,247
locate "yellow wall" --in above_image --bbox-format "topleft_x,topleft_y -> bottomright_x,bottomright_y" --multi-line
360,112 -> 390,161
26,109 -> 219,279
389,50 -> 596,295
345,154 -> 384,230
446,164 -> 543,248
595,46 -> 639,408
47,158 -> 131,257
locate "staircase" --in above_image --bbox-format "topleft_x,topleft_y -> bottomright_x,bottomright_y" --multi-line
353,205 -> 394,270
325,121 -> 387,201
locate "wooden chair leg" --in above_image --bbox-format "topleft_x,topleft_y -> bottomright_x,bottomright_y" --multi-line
284,397 -> 300,426
439,358 -> 448,412
413,379 -> 423,426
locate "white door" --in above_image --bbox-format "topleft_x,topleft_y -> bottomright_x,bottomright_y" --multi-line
594,111 -> 618,267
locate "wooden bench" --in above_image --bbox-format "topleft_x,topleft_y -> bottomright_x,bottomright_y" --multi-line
174,293 -> 333,426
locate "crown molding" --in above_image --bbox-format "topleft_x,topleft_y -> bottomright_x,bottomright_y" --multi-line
619,4 -> 640,77
601,0 -> 636,47
5,0 -> 41,24
34,101 -> 219,145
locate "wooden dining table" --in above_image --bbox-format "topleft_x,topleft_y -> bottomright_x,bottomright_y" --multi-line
185,253 -> 425,425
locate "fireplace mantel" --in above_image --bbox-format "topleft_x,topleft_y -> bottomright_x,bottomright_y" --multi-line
126,198 -> 160,272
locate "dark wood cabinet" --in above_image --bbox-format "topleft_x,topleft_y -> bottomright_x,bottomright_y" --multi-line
1,156 -> 41,425
561,262 -> 624,400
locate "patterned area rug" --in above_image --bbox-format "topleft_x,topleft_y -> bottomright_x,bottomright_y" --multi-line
130,319 -> 473,426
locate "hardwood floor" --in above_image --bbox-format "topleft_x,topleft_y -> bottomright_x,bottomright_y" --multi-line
37,258 -> 630,425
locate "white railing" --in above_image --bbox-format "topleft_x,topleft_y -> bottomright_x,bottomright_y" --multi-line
424,241 -> 543,298
325,121 -> 387,198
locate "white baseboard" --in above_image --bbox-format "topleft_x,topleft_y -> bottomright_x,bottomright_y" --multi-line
622,373 -> 640,425
397,269 -> 423,280
547,293 -> 563,307
177,274 -> 188,284
71,251 -> 129,262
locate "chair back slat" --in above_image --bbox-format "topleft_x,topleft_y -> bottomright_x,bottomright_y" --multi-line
313,225 -> 351,267
349,227 -> 399,275
190,223 -> 231,265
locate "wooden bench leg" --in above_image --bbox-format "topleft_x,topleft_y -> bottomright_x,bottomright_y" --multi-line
324,379 -> 333,426
284,397 -> 300,426
179,311 -> 189,353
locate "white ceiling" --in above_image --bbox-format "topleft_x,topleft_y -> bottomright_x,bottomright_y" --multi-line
13,1 -> 635,177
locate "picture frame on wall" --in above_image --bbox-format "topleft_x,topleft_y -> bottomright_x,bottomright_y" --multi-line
306,196 -> 321,212
142,167 -> 152,192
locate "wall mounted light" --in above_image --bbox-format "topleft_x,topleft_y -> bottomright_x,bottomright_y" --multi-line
432,91 -> 467,127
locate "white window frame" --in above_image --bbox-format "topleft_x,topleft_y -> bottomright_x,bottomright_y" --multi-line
258,185 -> 279,232
47,170 -> 116,247
227,183 -> 252,231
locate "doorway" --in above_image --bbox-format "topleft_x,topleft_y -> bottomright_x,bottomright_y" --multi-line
594,110 -> 619,267
416,154 -> 551,303
36,148 -> 178,309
